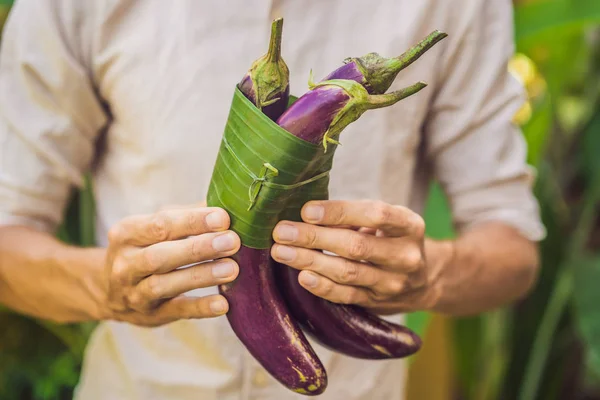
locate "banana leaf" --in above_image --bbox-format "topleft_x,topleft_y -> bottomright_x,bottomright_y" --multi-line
206,86 -> 338,248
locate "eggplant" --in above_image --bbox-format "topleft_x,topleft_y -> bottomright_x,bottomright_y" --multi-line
238,18 -> 290,120
219,18 -> 327,396
274,34 -> 447,360
322,30 -> 448,95
222,248 -> 327,395
276,272 -> 422,359
277,75 -> 426,149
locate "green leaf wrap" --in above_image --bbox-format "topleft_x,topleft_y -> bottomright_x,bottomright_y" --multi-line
207,87 -> 338,249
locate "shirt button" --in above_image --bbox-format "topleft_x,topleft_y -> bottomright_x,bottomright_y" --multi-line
252,370 -> 270,388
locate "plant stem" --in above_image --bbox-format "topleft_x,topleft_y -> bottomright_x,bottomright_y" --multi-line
518,170 -> 600,400
266,18 -> 283,63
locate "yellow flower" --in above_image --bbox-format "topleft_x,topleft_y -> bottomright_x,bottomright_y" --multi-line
512,100 -> 532,126
509,53 -> 538,88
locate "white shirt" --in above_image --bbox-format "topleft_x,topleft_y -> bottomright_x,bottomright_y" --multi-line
0,1 -> 545,399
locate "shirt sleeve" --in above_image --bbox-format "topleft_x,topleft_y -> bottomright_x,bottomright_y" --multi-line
0,0 -> 107,233
423,0 -> 546,242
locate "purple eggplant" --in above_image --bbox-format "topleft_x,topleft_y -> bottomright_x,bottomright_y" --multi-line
238,18 -> 290,120
323,30 -> 447,95
277,270 -> 422,359
277,75 -> 426,149
221,248 -> 326,395
219,18 -> 327,396
274,35 -> 447,359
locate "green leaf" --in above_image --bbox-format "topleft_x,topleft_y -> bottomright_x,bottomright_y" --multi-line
452,315 -> 484,399
405,311 -> 431,338
515,0 -> 600,44
522,94 -> 552,167
405,182 -> 456,353
581,109 -> 600,189
207,87 -> 337,248
573,255 -> 600,381
79,175 -> 96,247
423,182 -> 455,240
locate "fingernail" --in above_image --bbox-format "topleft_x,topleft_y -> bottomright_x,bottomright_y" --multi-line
275,224 -> 298,242
206,211 -> 225,230
275,245 -> 296,262
300,272 -> 318,288
303,205 -> 324,223
212,261 -> 235,278
210,299 -> 227,314
212,232 -> 236,252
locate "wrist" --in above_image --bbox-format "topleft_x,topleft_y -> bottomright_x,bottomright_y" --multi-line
56,244 -> 111,321
424,238 -> 456,312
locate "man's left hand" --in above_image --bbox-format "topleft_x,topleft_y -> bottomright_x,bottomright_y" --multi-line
271,200 -> 446,315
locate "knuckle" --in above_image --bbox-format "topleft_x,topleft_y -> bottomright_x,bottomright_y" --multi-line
341,289 -> 359,305
150,212 -> 171,242
330,204 -> 347,225
111,259 -> 131,286
145,276 -> 164,299
368,290 -> 388,303
370,201 -> 392,226
410,214 -> 426,237
107,224 -> 125,244
338,260 -> 360,284
193,300 -> 210,318
305,228 -> 319,248
189,265 -> 207,284
298,251 -> 316,269
186,210 -> 200,233
318,279 -> 335,298
126,290 -> 145,310
141,248 -> 165,273
404,247 -> 424,271
347,235 -> 370,260
384,278 -> 405,295
190,236 -> 209,258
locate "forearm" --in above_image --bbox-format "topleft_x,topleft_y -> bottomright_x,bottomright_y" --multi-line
0,225 -> 108,323
427,222 -> 540,316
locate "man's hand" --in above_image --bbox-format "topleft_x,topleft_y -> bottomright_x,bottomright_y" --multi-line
271,200 -> 450,315
103,204 -> 241,326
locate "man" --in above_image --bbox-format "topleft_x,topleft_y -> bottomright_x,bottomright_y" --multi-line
0,0 -> 545,399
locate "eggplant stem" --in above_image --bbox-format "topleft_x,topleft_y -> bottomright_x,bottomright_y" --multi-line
266,18 -> 284,63
366,82 -> 427,109
391,30 -> 448,73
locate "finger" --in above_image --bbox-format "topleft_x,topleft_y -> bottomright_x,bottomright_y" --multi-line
127,231 -> 240,280
330,225 -> 361,231
297,270 -> 372,306
131,259 -> 239,309
274,221 -> 417,268
301,200 -> 425,238
358,227 -> 378,235
271,245 -> 405,294
108,207 -> 230,246
154,294 -> 229,321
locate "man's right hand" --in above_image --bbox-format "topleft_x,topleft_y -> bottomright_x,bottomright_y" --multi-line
102,204 -> 241,327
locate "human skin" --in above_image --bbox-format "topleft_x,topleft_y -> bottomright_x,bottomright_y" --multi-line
0,199 -> 538,324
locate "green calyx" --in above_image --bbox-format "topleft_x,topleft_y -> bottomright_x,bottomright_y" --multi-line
307,71 -> 427,151
249,18 -> 290,110
344,30 -> 447,95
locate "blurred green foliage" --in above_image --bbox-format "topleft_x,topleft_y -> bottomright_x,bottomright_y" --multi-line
1,0 -> 600,399
446,1 -> 600,399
